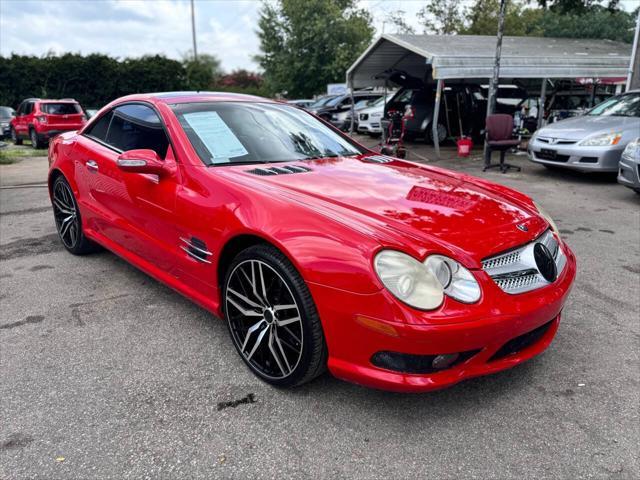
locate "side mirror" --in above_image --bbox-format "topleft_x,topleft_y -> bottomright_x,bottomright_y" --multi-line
117,149 -> 167,176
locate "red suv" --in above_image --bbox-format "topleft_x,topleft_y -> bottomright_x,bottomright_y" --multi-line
10,98 -> 87,148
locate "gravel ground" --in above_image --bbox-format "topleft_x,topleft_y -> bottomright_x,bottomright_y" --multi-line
1,140 -> 638,479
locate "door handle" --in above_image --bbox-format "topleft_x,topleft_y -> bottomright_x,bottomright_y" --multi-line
86,160 -> 99,172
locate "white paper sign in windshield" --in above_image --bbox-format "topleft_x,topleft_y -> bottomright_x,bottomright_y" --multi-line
183,111 -> 248,162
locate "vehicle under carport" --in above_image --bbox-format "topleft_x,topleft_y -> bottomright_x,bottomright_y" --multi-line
346,34 -> 632,158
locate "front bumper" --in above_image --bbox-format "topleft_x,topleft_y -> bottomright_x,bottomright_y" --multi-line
528,138 -> 623,172
357,122 -> 382,134
309,242 -> 577,392
617,153 -> 640,192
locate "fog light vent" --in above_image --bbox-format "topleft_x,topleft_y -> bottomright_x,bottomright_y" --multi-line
432,353 -> 460,370
371,349 -> 479,374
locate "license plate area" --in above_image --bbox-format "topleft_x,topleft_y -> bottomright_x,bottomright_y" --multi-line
540,148 -> 557,160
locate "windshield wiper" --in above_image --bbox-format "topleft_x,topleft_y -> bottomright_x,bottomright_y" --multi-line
302,152 -> 359,160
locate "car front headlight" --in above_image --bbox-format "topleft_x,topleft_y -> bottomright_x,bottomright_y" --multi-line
374,250 -> 481,310
622,138 -> 640,159
371,112 -> 382,118
579,132 -> 622,146
534,201 -> 559,236
424,255 -> 481,303
375,250 -> 444,310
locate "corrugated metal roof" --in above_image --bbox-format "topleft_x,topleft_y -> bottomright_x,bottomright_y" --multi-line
347,34 -> 632,87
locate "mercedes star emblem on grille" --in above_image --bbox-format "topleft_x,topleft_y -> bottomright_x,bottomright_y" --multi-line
533,243 -> 557,282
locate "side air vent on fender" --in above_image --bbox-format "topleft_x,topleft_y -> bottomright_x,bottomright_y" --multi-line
246,165 -> 313,176
180,236 -> 212,264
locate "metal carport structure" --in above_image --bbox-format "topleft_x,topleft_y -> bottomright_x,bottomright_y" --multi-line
346,34 -> 632,157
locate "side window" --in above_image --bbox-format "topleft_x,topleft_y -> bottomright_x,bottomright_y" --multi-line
24,102 -> 34,115
85,111 -> 113,142
16,102 -> 25,116
105,104 -> 169,158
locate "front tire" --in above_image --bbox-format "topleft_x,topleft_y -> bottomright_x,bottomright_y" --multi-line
223,244 -> 327,388
10,127 -> 22,145
52,176 -> 100,255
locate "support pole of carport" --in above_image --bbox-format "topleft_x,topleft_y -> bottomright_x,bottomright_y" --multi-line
483,0 -> 507,168
432,79 -> 444,159
538,78 -> 548,130
348,76 -> 356,135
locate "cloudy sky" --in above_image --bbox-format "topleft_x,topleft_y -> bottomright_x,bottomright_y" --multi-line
0,0 -> 637,72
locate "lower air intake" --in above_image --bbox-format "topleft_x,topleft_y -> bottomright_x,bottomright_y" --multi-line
371,349 -> 480,374
488,320 -> 553,362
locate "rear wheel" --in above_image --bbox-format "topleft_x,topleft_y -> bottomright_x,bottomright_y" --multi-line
223,244 -> 327,388
10,127 -> 22,145
426,122 -> 447,145
52,176 -> 100,255
30,128 -> 43,149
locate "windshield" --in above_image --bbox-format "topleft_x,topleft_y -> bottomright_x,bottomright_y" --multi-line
41,103 -> 81,115
587,93 -> 640,117
172,102 -> 365,166
370,96 -> 386,107
0,106 -> 15,119
309,96 -> 337,109
324,95 -> 345,107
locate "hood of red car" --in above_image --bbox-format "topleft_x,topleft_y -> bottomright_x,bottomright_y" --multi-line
226,156 -> 546,263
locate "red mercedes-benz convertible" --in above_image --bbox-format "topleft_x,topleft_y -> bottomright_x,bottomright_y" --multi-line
47,92 -> 576,392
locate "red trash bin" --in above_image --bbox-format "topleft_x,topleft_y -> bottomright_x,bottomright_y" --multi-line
457,137 -> 473,157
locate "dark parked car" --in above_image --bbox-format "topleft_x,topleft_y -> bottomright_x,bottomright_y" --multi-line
0,106 -> 15,139
306,95 -> 339,112
384,75 -> 527,144
310,92 -> 383,129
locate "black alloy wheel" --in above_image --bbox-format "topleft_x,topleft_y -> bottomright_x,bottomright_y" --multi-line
223,244 -> 327,387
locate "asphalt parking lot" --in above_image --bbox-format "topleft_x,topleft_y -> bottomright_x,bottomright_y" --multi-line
1,139 -> 639,479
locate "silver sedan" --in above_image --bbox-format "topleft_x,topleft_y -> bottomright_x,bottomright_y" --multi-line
618,138 -> 640,194
528,91 -> 640,172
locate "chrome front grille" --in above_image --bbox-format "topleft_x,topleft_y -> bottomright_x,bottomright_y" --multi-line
481,251 -> 521,270
482,230 -> 566,294
493,272 -> 539,292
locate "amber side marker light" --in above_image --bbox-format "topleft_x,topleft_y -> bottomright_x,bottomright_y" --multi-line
355,315 -> 400,337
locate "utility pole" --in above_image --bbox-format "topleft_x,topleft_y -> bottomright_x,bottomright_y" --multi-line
191,0 -> 198,61
628,10 -> 640,91
484,0 -> 507,167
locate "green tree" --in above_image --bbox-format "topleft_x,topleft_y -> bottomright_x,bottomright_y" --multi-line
183,53 -> 223,90
463,0 -> 544,36
534,0 -> 621,14
118,55 -> 185,95
387,10 -> 416,34
535,6 -> 635,42
417,0 -> 465,34
255,0 -> 374,97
